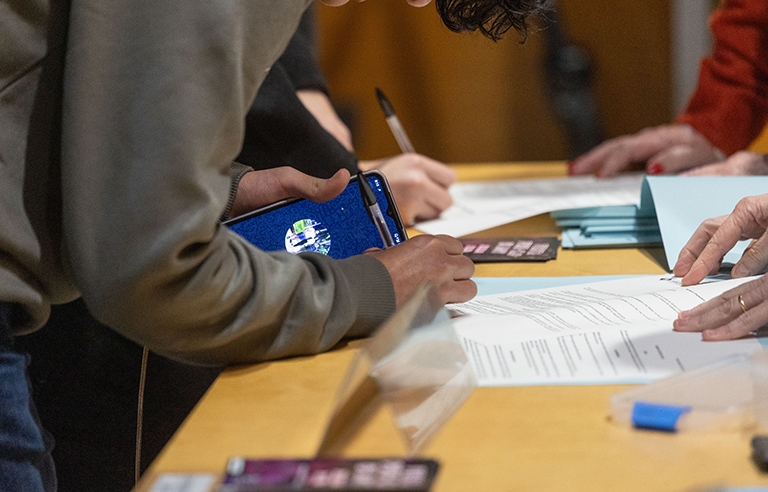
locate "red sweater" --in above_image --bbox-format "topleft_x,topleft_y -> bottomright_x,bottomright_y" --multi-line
676,0 -> 768,155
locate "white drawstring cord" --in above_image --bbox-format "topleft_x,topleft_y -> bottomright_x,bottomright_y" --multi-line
135,346 -> 149,486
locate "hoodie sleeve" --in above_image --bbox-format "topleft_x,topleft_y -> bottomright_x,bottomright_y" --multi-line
60,0 -> 395,365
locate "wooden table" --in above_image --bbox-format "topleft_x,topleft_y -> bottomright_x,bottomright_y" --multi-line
137,162 -> 768,492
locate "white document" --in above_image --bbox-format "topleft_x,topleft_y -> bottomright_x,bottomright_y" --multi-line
451,275 -> 763,386
416,174 -> 645,237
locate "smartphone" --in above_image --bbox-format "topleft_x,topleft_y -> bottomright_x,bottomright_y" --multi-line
224,171 -> 407,260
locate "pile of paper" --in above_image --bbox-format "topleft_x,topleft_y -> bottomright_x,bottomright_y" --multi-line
416,174 -> 645,237
553,205 -> 662,249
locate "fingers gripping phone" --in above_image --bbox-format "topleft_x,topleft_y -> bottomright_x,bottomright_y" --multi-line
223,171 -> 407,260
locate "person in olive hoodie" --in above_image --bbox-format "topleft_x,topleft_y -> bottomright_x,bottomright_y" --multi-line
0,0 -> 547,490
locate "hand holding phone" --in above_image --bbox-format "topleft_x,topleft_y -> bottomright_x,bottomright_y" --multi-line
229,167 -> 350,220
224,171 -> 406,260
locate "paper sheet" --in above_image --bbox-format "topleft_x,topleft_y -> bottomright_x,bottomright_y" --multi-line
416,174 -> 645,237
451,275 -> 763,386
473,275 -> 648,297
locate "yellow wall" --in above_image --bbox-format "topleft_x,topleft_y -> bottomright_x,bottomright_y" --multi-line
316,1 -> 672,163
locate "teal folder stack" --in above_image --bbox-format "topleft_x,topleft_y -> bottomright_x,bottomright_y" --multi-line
553,205 -> 661,249
553,176 -> 768,271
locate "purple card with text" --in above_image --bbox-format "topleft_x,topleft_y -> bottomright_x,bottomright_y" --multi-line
219,458 -> 439,492
460,237 -> 559,262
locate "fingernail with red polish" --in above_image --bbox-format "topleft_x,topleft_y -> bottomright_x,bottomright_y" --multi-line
648,162 -> 664,175
567,161 -> 576,174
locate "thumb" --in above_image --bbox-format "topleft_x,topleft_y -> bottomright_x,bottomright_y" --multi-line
229,167 -> 351,218
645,143 -> 721,175
284,168 -> 350,203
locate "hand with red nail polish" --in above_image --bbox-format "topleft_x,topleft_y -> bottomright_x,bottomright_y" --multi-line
679,151 -> 768,176
569,124 -> 724,177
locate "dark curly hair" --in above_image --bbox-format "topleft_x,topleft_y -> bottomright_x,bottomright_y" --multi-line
435,0 -> 552,41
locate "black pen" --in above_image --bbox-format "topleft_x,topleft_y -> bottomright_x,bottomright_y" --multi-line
357,173 -> 395,248
375,88 -> 416,154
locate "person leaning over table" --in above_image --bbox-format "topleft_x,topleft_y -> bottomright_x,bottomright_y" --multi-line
0,0 -> 549,490
14,10 -> 456,491
570,0 -> 768,178
238,8 -> 457,226
672,193 -> 768,340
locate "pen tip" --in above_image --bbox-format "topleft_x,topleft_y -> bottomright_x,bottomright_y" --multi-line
375,88 -> 395,117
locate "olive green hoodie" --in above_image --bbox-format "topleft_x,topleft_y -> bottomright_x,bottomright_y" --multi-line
0,0 -> 395,365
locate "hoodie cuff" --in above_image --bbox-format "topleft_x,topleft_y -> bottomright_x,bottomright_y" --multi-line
336,254 -> 396,338
221,162 -> 253,221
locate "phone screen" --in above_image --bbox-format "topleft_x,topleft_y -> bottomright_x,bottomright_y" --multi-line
225,172 -> 405,260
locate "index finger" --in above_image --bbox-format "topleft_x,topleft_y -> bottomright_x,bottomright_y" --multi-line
672,215 -> 727,277
681,213 -> 747,285
435,234 -> 465,255
571,139 -> 626,175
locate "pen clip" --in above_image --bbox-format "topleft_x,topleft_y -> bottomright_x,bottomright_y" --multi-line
357,172 -> 378,208
357,172 -> 395,248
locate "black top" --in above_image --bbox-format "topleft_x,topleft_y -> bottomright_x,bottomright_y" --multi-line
236,8 -> 359,178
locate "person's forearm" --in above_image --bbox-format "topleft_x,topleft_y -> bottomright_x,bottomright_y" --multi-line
62,0 -> 392,366
278,7 -> 328,92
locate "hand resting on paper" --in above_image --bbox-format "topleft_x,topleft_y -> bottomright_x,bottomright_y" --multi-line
366,234 -> 476,308
672,273 -> 768,341
569,124 -> 724,177
672,194 -> 768,340
680,151 -> 768,176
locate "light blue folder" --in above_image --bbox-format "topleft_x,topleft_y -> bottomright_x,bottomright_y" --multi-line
556,176 -> 768,270
551,205 -> 641,219
640,176 -> 768,270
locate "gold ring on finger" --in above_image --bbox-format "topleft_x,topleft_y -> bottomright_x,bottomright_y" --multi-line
739,294 -> 748,314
